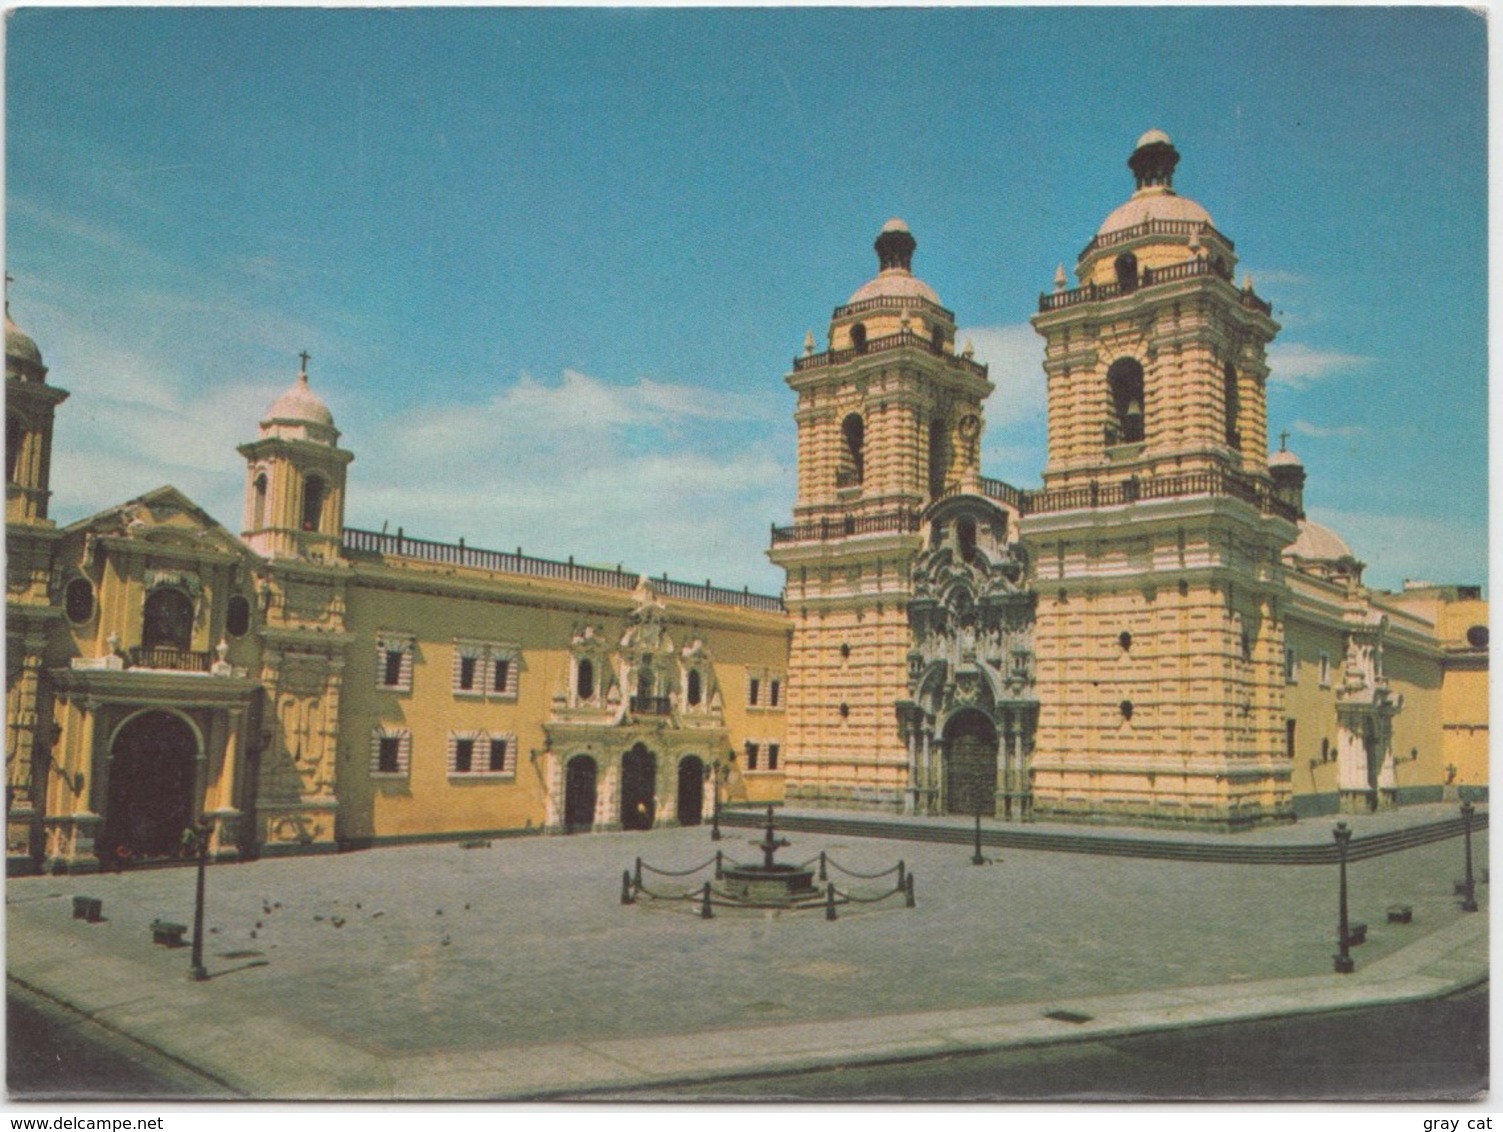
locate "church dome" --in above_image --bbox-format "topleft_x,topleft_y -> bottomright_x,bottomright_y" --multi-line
1095,129 -> 1215,238
264,369 -> 334,430
847,218 -> 943,307
6,309 -> 44,370
1285,519 -> 1353,563
1269,447 -> 1304,469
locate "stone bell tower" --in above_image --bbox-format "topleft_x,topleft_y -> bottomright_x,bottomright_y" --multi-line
238,355 -> 353,564
769,220 -> 993,809
1020,132 -> 1298,829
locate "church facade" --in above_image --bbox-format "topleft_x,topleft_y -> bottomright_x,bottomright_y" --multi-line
6,131 -> 1487,872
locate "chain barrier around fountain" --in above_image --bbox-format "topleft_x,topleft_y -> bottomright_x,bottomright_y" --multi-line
621,806 -> 915,919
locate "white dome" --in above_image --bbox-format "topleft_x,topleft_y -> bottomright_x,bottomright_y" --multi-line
1285,519 -> 1354,563
1096,190 -> 1214,238
1136,128 -> 1173,149
6,311 -> 42,368
264,372 -> 334,429
1269,447 -> 1304,469
848,271 -> 942,306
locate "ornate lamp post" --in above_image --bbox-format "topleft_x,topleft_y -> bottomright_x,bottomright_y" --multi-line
187,817 -> 213,982
1460,801 -> 1479,913
971,810 -> 986,866
1333,820 -> 1354,975
710,760 -> 726,841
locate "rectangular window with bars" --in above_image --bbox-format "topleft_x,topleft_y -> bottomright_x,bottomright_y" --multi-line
489,651 -> 519,698
748,677 -> 760,707
769,679 -> 780,707
453,642 -> 519,699
370,728 -> 411,777
377,633 -> 415,692
745,741 -> 759,771
767,743 -> 780,771
447,731 -> 516,778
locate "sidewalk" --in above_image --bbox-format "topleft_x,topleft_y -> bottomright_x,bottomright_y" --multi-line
6,814 -> 1488,1100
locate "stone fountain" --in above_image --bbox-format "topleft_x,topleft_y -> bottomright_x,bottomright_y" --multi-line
719,806 -> 818,904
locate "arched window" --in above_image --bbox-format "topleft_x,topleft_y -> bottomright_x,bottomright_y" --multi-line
841,414 -> 865,486
850,322 -> 867,352
301,474 -> 325,532
928,417 -> 952,497
957,517 -> 978,563
686,668 -> 702,707
252,473 -> 268,529
1223,361 -> 1241,449
5,414 -> 22,484
931,324 -> 946,351
142,588 -> 194,651
1114,251 -> 1139,292
576,658 -> 595,701
1107,358 -> 1145,445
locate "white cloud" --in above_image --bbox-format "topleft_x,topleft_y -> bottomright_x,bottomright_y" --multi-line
1292,418 -> 1366,439
958,323 -> 1046,429
1266,343 -> 1375,389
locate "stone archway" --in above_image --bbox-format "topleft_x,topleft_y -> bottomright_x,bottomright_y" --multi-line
621,743 -> 656,831
103,711 -> 199,860
677,755 -> 705,827
564,756 -> 598,833
943,709 -> 999,817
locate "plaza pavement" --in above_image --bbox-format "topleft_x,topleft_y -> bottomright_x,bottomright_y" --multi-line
5,805 -> 1488,1100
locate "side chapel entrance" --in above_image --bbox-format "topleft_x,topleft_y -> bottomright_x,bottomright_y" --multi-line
621,743 -> 656,830
564,756 -> 598,833
676,755 -> 704,826
943,709 -> 999,817
102,711 -> 199,859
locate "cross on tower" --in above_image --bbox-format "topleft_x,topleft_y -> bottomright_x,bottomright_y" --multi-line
1279,430 -> 1290,452
4,273 -> 13,311
298,350 -> 311,374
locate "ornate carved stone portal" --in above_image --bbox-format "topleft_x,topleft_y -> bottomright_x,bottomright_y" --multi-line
898,497 -> 1036,818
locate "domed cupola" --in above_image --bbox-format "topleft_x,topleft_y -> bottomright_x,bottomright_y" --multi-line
833,219 -> 955,353
259,353 -> 338,445
1269,432 -> 1307,516
6,304 -> 47,383
1077,130 -> 1234,289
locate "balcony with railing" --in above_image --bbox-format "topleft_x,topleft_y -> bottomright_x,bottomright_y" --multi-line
126,647 -> 214,673
343,528 -> 785,614
1022,467 -> 1299,523
630,695 -> 673,716
793,329 -> 988,379
1039,255 -> 1272,317
769,508 -> 922,546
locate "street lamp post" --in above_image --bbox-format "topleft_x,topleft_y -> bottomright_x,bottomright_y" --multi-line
188,817 -> 213,982
1333,820 -> 1354,975
1460,801 -> 1478,912
710,762 -> 724,841
971,810 -> 986,866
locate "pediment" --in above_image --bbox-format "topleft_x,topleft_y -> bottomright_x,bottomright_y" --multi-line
62,485 -> 260,565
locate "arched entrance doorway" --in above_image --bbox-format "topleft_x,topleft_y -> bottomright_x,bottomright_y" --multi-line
564,756 -> 597,833
677,755 -> 704,826
944,709 -> 999,817
103,711 -> 199,860
621,743 -> 656,831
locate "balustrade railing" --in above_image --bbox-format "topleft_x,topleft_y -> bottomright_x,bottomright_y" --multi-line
1023,468 -> 1299,522
127,647 -> 213,673
630,695 -> 673,716
343,528 -> 784,613
770,508 -> 922,545
830,293 -> 956,323
1078,218 -> 1234,260
793,329 -> 988,378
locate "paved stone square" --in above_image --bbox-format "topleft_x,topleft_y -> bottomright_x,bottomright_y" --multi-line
6,813 -> 1487,1097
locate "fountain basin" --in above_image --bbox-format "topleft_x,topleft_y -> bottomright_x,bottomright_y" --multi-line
721,863 -> 817,903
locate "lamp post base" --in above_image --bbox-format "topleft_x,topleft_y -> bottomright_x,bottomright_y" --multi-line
1333,954 -> 1354,975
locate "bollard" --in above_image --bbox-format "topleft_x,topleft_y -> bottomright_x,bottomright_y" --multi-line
825,882 -> 837,921
1333,821 -> 1354,974
715,850 -> 724,879
1460,801 -> 1479,912
898,860 -> 906,888
905,871 -> 916,908
818,851 -> 827,882
634,857 -> 643,888
700,882 -> 714,920
620,870 -> 635,905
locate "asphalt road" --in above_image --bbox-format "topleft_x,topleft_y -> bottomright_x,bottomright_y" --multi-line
603,984 -> 1491,1103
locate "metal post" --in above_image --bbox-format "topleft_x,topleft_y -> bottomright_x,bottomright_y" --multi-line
818,850 -> 827,882
1333,821 -> 1354,974
188,818 -> 211,982
972,812 -> 985,866
621,870 -> 635,905
897,860 -> 906,890
710,766 -> 723,841
905,871 -> 916,908
634,856 -> 642,888
714,849 -> 724,879
700,882 -> 714,920
825,882 -> 837,921
1461,801 -> 1479,912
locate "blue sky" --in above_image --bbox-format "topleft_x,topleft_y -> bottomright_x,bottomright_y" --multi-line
6,7 -> 1488,594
